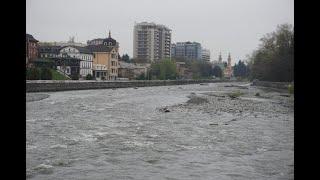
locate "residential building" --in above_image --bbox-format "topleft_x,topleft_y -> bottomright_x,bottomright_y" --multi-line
26,34 -> 39,64
86,31 -> 120,80
201,49 -> 211,62
133,22 -> 171,62
171,42 -> 202,60
59,46 -> 93,78
38,45 -> 61,58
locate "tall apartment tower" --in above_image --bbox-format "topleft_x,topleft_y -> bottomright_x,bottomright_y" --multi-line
133,22 -> 172,62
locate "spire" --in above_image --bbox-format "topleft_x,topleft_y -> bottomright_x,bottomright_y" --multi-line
228,53 -> 231,65
108,30 -> 111,38
218,51 -> 222,62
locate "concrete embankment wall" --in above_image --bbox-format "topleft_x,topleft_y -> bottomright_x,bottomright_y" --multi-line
253,81 -> 293,89
26,79 -> 233,92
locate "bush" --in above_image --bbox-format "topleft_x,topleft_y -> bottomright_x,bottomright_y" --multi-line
40,67 -> 52,80
71,74 -> 79,80
26,67 -> 41,80
136,73 -> 146,80
85,74 -> 93,80
101,76 -> 106,80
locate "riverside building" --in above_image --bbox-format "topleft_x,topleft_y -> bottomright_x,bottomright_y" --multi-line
133,22 -> 171,62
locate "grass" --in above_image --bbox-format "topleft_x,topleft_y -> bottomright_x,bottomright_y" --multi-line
288,84 -> 294,94
50,69 -> 70,80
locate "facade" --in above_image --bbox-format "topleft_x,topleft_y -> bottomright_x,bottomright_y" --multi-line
26,34 -> 39,64
86,31 -> 120,80
201,49 -> 211,62
133,22 -> 171,62
38,45 -> 61,58
171,42 -> 202,60
59,46 -> 93,78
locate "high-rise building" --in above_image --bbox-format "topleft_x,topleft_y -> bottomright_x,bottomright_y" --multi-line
133,22 -> 172,62
201,49 -> 210,62
171,42 -> 202,60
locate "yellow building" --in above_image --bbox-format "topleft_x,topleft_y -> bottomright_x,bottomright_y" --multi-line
86,31 -> 119,80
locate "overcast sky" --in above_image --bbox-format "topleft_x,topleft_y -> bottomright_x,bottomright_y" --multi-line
26,0 -> 293,64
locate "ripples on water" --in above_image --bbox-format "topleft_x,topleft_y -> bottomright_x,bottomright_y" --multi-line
26,83 -> 294,180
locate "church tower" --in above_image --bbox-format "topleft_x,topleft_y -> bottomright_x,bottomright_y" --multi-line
227,53 -> 231,66
218,52 -> 222,62
224,53 -> 232,78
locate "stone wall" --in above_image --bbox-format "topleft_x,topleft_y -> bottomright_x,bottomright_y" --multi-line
252,80 -> 293,89
26,79 -> 233,92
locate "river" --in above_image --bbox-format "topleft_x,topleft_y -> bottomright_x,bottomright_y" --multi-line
26,82 -> 294,180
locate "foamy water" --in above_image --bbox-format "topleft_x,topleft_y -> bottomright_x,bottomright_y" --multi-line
26,83 -> 294,179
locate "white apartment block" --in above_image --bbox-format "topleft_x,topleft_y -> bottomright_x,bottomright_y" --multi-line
201,49 -> 211,62
133,22 -> 171,62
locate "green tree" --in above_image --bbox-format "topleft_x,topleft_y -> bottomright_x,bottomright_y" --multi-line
189,60 -> 213,79
121,54 -> 130,63
71,74 -> 79,80
26,67 -> 41,80
40,67 -> 52,80
249,24 -> 294,82
85,74 -> 93,80
136,73 -> 146,80
150,59 -> 177,80
233,60 -> 249,78
212,65 -> 223,78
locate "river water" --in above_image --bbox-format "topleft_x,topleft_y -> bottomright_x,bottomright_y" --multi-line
26,82 -> 294,180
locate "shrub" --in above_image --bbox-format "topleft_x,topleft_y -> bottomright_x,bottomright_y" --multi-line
71,74 -> 79,80
40,67 -> 52,80
101,76 -> 106,80
85,74 -> 93,80
26,67 -> 40,80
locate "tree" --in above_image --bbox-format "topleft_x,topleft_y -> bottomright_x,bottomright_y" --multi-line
136,73 -> 146,80
26,67 -> 41,80
188,60 -> 213,79
40,67 -> 52,80
71,74 -> 79,80
85,74 -> 93,80
233,60 -> 249,78
121,54 -> 130,63
248,23 -> 294,82
212,65 -> 223,78
150,59 -> 177,80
